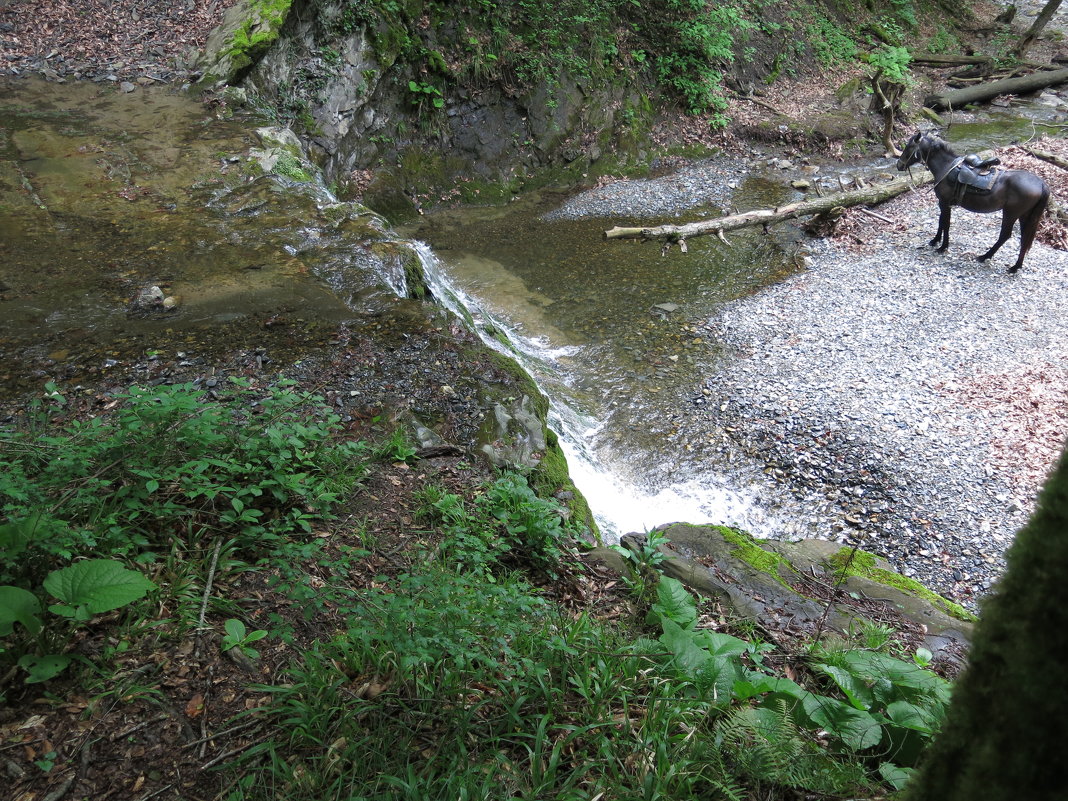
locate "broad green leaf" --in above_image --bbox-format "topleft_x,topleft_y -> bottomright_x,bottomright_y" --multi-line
653,576 -> 697,628
224,618 -> 247,641
658,616 -> 709,674
813,662 -> 876,710
734,672 -> 808,701
696,655 -> 741,702
0,586 -> 43,636
885,699 -> 943,734
843,650 -> 952,707
879,762 -> 915,791
802,694 -> 883,751
42,560 -> 156,617
0,517 -> 38,558
695,630 -> 749,658
842,650 -> 946,691
18,653 -> 71,683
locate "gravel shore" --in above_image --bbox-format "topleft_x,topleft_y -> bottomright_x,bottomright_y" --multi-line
551,155 -> 1068,607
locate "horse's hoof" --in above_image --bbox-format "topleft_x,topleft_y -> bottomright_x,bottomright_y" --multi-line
936,246 -> 949,254
1008,266 -> 1021,275
976,255 -> 990,263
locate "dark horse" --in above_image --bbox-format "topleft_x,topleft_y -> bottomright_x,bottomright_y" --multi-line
896,131 -> 1049,273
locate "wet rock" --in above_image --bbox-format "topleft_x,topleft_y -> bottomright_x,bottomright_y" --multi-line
478,393 -> 547,469
133,285 -> 165,308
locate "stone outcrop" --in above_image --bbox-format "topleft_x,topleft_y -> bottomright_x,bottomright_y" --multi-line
592,522 -> 974,668
193,0 -> 653,206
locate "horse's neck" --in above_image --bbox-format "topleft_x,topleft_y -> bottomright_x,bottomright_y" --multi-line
925,146 -> 959,176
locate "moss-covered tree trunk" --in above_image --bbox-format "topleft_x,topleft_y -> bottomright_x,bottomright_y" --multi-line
907,442 -> 1068,801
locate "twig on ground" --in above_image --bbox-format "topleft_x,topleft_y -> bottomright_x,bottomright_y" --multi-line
194,538 -> 224,661
200,735 -> 271,770
858,207 -> 895,224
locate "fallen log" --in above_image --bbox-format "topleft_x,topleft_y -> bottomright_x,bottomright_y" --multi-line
1022,145 -> 1068,171
603,171 -> 932,245
924,66 -> 1068,110
910,52 -> 992,66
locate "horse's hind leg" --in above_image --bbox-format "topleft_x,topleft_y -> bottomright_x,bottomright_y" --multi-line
978,212 -> 1017,264
1008,190 -> 1049,274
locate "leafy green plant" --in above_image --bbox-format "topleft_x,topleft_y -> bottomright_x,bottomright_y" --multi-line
221,618 -> 269,659
0,379 -> 367,585
867,43 -> 913,86
647,574 -> 951,792
482,472 -> 572,577
806,12 -> 858,66
648,2 -> 752,119
611,527 -> 671,601
418,471 -> 575,578
373,427 -> 418,463
0,559 -> 156,683
407,79 -> 445,109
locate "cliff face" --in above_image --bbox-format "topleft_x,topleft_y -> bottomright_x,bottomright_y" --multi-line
198,0 -> 656,214
195,0 -> 978,216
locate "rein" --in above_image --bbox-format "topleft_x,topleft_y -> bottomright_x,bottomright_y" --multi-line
906,143 -> 962,193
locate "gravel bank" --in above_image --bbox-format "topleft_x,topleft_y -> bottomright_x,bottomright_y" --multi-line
549,156 -> 1068,607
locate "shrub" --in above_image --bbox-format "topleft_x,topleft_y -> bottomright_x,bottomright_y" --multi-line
0,379 -> 367,586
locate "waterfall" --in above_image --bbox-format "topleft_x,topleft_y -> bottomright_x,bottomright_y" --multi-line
409,242 -> 771,542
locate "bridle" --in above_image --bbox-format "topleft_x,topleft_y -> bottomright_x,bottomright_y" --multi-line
901,135 -> 960,190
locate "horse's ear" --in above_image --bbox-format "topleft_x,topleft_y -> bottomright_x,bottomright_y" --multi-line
910,131 -> 922,142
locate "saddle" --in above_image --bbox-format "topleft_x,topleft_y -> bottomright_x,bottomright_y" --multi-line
945,154 -> 1001,204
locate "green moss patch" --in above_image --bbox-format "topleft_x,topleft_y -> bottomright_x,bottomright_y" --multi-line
718,525 -> 794,587
535,436 -> 599,545
828,548 -> 977,623
273,150 -> 311,181
225,0 -> 293,74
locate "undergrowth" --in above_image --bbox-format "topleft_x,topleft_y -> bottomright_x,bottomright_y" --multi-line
1,380 -> 953,799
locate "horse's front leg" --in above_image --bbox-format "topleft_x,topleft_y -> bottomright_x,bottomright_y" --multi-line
930,201 -> 951,252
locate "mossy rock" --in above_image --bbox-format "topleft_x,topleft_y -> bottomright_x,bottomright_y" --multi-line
535,435 -> 600,544
643,523 -> 831,625
810,110 -> 874,144
196,0 -> 293,87
824,545 -> 977,624
624,523 -> 973,663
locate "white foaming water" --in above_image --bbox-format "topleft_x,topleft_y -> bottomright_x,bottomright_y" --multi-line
411,241 -> 771,542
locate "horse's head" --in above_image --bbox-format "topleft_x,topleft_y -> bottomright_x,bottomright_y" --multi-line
896,131 -> 929,171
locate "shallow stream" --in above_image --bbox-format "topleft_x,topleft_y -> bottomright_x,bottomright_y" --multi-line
2,75 -> 1064,544
0,78 -> 396,399
403,97 -> 1068,539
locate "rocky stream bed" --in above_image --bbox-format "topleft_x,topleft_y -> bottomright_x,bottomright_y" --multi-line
547,147 -> 1068,610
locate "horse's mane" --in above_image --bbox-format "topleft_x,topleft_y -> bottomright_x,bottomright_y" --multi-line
922,132 -> 957,157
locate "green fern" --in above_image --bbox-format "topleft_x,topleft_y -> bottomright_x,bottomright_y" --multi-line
716,702 -> 872,797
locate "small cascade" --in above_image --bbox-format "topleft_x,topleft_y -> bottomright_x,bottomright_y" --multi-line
410,242 -> 772,541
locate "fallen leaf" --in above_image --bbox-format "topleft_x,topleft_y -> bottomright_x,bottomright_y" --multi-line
185,693 -> 205,719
